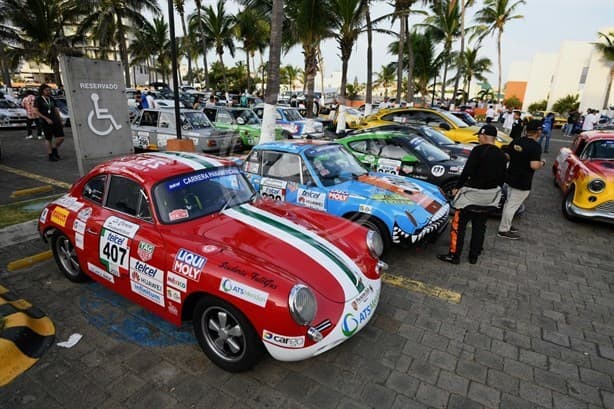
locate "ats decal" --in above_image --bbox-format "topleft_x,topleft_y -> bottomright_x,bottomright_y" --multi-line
220,277 -> 269,307
262,330 -> 305,349
342,295 -> 379,337
173,249 -> 206,281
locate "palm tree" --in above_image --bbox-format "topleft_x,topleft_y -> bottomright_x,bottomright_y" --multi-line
286,0 -> 335,118
199,0 -> 236,93
149,17 -> 171,83
451,0 -> 476,106
421,0 -> 461,101
593,31 -> 614,109
76,0 -> 161,88
281,65 -> 302,90
459,47 -> 492,102
261,0 -> 284,142
374,64 -> 396,98
411,31 -> 440,101
0,0 -> 84,84
329,0 -> 368,99
474,0 -> 525,103
129,20 -> 157,84
235,8 -> 270,92
192,0 -> 210,90
174,0 -> 192,84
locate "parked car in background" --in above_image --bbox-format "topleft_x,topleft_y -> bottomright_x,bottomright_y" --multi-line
203,106 -> 283,148
553,131 -> 614,223
450,111 -> 479,127
243,141 -> 450,250
338,130 -> 466,198
131,108 -> 240,153
38,151 -> 385,371
0,98 -> 28,128
252,105 -> 324,139
54,97 -> 70,127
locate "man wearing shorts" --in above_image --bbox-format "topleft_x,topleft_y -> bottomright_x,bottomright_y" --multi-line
34,84 -> 64,161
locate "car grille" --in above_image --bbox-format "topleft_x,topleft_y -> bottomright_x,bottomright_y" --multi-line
595,201 -> 614,213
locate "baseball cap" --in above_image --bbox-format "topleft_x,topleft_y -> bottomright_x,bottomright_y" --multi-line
525,119 -> 543,132
475,124 -> 498,137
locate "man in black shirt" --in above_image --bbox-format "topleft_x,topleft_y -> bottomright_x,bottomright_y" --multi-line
438,124 -> 508,264
509,110 -> 523,140
33,84 -> 64,161
497,119 -> 546,239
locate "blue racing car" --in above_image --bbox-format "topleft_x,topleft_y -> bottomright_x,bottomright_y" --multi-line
242,141 -> 450,251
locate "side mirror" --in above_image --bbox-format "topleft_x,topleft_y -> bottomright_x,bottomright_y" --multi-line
439,122 -> 451,131
160,121 -> 169,128
236,116 -> 245,125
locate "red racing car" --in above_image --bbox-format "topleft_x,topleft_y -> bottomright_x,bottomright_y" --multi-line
553,131 -> 614,223
38,151 -> 385,371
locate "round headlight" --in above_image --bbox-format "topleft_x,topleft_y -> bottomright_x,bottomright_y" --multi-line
289,285 -> 317,326
366,229 -> 384,258
588,179 -> 606,193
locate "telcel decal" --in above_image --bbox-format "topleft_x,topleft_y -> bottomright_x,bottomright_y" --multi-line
297,189 -> 325,210
262,330 -> 305,349
173,248 -> 207,281
220,277 -> 268,307
342,296 -> 378,337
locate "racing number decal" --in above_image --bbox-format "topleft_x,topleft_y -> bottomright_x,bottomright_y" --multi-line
376,158 -> 401,175
99,228 -> 130,276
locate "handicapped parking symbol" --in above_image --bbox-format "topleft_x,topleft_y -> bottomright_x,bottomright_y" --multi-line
87,93 -> 122,136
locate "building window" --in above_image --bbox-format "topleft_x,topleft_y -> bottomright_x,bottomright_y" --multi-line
579,67 -> 589,85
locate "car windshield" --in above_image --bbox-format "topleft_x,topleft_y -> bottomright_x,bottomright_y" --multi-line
305,144 -> 368,187
153,167 -> 255,224
421,126 -> 456,146
281,108 -> 303,121
0,100 -> 18,109
182,112 -> 212,129
585,140 -> 614,160
439,110 -> 469,128
229,109 -> 261,125
454,112 -> 477,126
408,137 -> 450,162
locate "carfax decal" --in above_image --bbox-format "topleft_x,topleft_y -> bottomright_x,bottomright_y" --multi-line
262,330 -> 305,349
50,207 -> 70,227
173,248 -> 206,281
219,277 -> 269,307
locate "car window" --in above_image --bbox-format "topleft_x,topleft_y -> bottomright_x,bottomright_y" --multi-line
282,109 -> 303,121
106,176 -> 151,220
159,112 -> 175,129
275,110 -> 282,120
182,111 -> 212,129
305,144 -> 368,187
243,150 -> 261,174
82,175 -> 107,205
406,137 -> 450,162
422,126 -> 455,145
381,142 -> 410,160
582,140 -> 614,160
382,111 -> 418,124
203,108 -> 217,122
216,110 -> 233,124
139,111 -> 159,127
153,167 -> 253,224
261,152 -> 302,183
348,140 -> 369,154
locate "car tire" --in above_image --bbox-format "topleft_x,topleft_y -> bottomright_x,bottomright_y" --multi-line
561,185 -> 577,222
360,216 -> 391,253
441,181 -> 457,200
51,230 -> 88,282
193,295 -> 264,372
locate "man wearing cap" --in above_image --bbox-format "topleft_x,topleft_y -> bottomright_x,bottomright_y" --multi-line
438,124 -> 508,264
509,110 -> 523,141
497,119 -> 546,240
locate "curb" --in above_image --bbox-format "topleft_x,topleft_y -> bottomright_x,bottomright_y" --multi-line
0,220 -> 39,248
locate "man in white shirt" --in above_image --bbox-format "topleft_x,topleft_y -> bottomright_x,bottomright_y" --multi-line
502,107 -> 514,133
145,92 -> 157,109
581,109 -> 598,131
486,105 -> 496,123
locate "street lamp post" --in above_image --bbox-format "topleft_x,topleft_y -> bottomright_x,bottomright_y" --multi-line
167,0 -> 182,139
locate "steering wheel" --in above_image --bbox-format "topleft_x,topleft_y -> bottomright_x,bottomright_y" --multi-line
183,193 -> 202,211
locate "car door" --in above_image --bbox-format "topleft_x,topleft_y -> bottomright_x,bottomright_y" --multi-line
156,111 -> 176,150
133,109 -> 159,150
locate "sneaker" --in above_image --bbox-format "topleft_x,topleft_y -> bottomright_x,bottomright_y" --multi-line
497,231 -> 520,240
509,226 -> 519,233
468,255 -> 478,264
48,154 -> 58,162
25,135 -> 33,140
37,135 -> 44,140
437,254 -> 460,264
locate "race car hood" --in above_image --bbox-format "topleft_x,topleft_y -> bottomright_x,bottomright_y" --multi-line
332,173 -> 447,226
193,202 -> 369,303
584,160 -> 614,178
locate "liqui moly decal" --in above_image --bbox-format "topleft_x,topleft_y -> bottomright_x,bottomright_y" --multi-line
173,248 -> 207,281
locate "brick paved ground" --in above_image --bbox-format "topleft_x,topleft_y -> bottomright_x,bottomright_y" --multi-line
1,130 -> 613,408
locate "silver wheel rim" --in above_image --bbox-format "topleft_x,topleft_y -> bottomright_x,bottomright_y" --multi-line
565,189 -> 574,214
56,236 -> 80,277
201,307 -> 246,362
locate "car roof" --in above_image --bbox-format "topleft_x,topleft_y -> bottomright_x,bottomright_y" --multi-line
254,140 -> 336,152
578,131 -> 614,142
92,152 -> 236,185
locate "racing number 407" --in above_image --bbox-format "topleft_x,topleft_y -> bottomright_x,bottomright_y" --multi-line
103,241 -> 127,265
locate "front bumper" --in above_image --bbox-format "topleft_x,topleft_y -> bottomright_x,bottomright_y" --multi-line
393,203 -> 451,245
568,201 -> 614,224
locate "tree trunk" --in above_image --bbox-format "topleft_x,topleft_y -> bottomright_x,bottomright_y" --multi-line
179,11 -> 192,85
365,2 -> 373,115
497,29 -> 502,103
452,0 -> 466,105
195,0 -> 210,90
441,56 -> 448,101
405,15 -> 414,103
0,45 -> 12,88
245,49 -> 251,92
116,23 -> 131,88
396,14 -> 406,104
219,52 -> 228,94
261,0 -> 284,142
304,45 -> 317,119
340,45 -> 350,98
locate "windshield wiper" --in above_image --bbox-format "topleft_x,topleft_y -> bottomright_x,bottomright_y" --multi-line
220,192 -> 239,213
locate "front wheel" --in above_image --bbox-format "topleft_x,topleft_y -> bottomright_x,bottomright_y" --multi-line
51,231 -> 88,282
360,216 -> 392,254
561,185 -> 577,222
193,296 -> 264,372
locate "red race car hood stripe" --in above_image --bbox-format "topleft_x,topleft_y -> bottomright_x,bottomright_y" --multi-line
222,204 -> 365,302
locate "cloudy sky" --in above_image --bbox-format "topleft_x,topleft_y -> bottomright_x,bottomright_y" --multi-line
162,0 -> 613,86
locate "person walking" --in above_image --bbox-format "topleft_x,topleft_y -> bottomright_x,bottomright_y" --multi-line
22,90 -> 43,140
509,110 -> 524,141
192,95 -> 202,110
33,84 -> 64,161
497,119 -> 546,240
502,107 -> 514,134
438,124 -> 508,265
581,109 -> 598,132
145,91 -> 157,109
485,105 -> 496,123
538,112 -> 555,153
